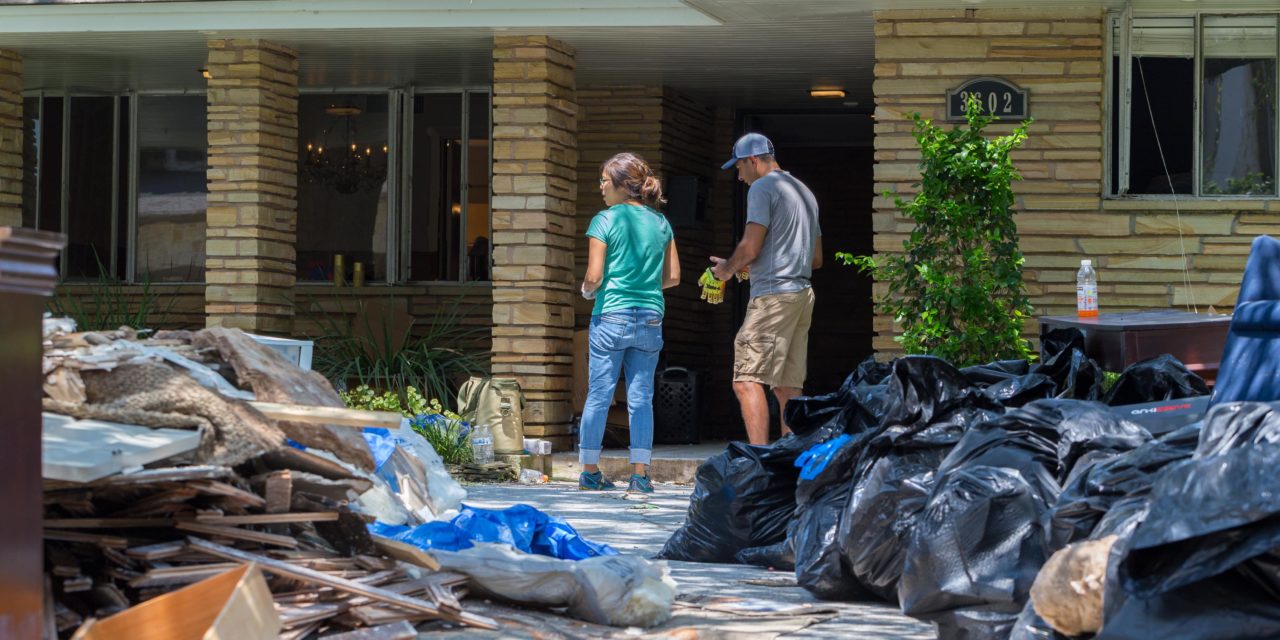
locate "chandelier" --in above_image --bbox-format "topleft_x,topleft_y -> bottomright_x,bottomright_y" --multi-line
302,105 -> 388,195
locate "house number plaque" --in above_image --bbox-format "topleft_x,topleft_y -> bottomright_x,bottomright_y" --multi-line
946,77 -> 1029,121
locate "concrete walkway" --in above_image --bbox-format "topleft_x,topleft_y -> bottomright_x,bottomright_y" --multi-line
459,481 -> 935,639
551,442 -> 729,484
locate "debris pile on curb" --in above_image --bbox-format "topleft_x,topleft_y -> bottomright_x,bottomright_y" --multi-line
40,320 -> 498,638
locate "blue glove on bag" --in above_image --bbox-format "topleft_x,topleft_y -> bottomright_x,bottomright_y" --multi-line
795,433 -> 852,481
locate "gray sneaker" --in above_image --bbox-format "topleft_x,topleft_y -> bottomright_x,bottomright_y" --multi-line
627,474 -> 654,494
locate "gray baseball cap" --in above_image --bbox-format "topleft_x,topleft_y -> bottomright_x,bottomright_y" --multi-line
721,133 -> 776,170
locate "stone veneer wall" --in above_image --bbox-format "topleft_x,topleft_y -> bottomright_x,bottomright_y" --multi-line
0,49 -> 20,227
204,39 -> 300,334
490,36 -> 579,447
875,8 -> 1280,359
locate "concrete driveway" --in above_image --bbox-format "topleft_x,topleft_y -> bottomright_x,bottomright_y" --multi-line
455,481 -> 936,639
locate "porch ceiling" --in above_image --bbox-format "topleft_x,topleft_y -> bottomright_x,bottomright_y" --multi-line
5,0 -> 1280,110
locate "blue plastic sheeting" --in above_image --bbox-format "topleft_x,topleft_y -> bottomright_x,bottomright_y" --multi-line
368,503 -> 619,560
1212,235 -> 1280,406
362,427 -> 396,470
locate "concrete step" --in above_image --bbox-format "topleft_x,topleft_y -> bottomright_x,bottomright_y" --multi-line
551,442 -> 728,485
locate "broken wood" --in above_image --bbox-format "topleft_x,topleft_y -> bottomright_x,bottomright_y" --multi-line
187,538 -> 498,630
192,327 -> 375,470
127,563 -> 244,589
324,620 -> 418,639
44,530 -> 131,548
371,535 -> 442,571
193,512 -> 339,525
125,541 -> 186,561
43,518 -> 174,529
248,401 -> 402,430
175,522 -> 300,548
74,563 -> 280,640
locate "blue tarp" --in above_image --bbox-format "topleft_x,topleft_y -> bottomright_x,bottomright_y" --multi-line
368,503 -> 618,560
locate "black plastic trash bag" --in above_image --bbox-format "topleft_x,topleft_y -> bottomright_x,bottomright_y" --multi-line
900,465 -> 1055,640
1103,354 -> 1210,406
1046,425 -> 1198,552
962,359 -> 1033,386
1099,442 -> 1280,640
839,452 -> 939,602
794,479 -> 872,600
735,533 -> 795,569
1196,400 -> 1280,458
657,426 -> 838,563
1033,343 -> 1105,401
785,356 -> 894,437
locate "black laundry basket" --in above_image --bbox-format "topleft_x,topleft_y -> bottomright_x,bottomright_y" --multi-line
655,366 -> 701,444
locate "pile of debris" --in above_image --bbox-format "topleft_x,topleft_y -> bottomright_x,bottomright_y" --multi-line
40,320 -> 496,638
659,329 -> 1272,640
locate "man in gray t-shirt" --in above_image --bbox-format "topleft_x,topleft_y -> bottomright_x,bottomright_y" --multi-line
710,133 -> 822,445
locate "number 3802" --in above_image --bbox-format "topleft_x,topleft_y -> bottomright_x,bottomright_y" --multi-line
959,90 -> 1015,114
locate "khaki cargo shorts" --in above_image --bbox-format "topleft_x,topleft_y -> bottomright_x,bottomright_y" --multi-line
733,287 -> 815,389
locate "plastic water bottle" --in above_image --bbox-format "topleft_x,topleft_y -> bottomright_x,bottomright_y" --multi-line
1077,259 -> 1098,318
471,423 -> 494,464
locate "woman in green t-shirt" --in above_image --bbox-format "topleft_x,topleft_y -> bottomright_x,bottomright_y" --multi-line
578,152 -> 681,493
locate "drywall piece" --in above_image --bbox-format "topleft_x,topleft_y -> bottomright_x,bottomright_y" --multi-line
42,413 -> 202,483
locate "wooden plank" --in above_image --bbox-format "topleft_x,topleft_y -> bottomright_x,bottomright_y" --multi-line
187,538 -> 498,630
194,512 -> 338,525
44,530 -> 130,548
248,401 -> 402,430
126,541 -> 186,560
370,535 -> 441,572
323,620 -> 418,639
263,470 -> 292,514
44,518 -> 174,529
91,466 -> 234,486
128,563 -> 244,589
187,481 -> 267,508
176,522 -> 299,548
76,563 -> 280,640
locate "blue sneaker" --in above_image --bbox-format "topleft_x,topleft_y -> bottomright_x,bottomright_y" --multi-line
627,474 -> 654,494
579,470 -> 616,491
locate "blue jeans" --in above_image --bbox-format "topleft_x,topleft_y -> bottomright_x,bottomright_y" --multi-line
579,308 -> 663,466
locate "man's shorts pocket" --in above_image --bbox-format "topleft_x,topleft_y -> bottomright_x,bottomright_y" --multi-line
734,332 -> 778,381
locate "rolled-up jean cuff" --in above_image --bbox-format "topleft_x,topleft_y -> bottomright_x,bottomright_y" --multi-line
579,448 -> 602,465
630,449 -> 652,465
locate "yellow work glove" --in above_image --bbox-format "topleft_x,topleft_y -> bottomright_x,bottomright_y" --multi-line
698,268 -> 725,305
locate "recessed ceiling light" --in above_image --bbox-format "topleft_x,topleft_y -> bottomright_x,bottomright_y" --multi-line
810,89 -> 846,99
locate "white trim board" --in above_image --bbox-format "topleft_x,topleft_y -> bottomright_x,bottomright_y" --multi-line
42,412 -> 203,483
0,0 -> 720,34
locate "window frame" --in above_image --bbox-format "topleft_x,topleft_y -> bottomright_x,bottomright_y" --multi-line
399,86 -> 492,285
1108,10 -> 1280,199
23,85 -> 493,285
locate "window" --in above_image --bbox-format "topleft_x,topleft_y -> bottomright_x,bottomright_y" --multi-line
403,91 -> 490,282
21,88 -> 490,284
136,95 -> 208,282
296,93 -> 391,283
22,95 -> 129,278
1111,14 -> 1279,197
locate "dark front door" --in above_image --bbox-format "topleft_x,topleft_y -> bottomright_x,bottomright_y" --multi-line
737,111 -> 876,402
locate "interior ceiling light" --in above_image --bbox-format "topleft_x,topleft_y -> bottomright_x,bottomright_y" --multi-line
810,89 -> 846,98
199,68 -> 211,79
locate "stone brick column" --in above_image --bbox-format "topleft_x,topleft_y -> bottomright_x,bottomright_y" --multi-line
205,39 -> 299,334
0,50 -> 21,228
491,36 -> 578,448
